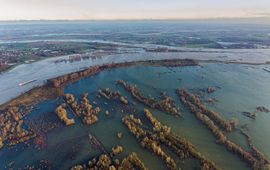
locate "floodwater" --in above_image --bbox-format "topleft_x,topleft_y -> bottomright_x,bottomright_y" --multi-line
1,63 -> 270,170
1,49 -> 270,104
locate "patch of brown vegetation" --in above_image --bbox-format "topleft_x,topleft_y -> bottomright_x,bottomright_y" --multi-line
0,106 -> 36,149
48,66 -> 101,88
112,145 -> 124,156
55,104 -> 75,126
117,80 -> 181,117
64,93 -> 101,125
98,88 -> 129,105
71,152 -> 147,170
0,85 -> 62,110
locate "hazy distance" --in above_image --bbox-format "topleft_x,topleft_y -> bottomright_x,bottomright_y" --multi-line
0,0 -> 270,20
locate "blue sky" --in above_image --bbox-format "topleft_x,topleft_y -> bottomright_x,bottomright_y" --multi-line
0,0 -> 270,20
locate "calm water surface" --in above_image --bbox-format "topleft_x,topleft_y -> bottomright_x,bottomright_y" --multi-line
0,63 -> 270,170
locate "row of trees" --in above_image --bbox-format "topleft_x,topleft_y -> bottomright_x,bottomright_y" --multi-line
177,89 -> 270,169
117,80 -> 181,117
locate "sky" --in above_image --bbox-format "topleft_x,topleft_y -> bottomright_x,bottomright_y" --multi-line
0,0 -> 270,20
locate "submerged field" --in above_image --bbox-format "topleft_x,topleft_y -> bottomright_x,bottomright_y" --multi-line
0,62 -> 270,170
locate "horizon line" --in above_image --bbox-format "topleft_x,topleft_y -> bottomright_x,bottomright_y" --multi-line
0,16 -> 270,22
